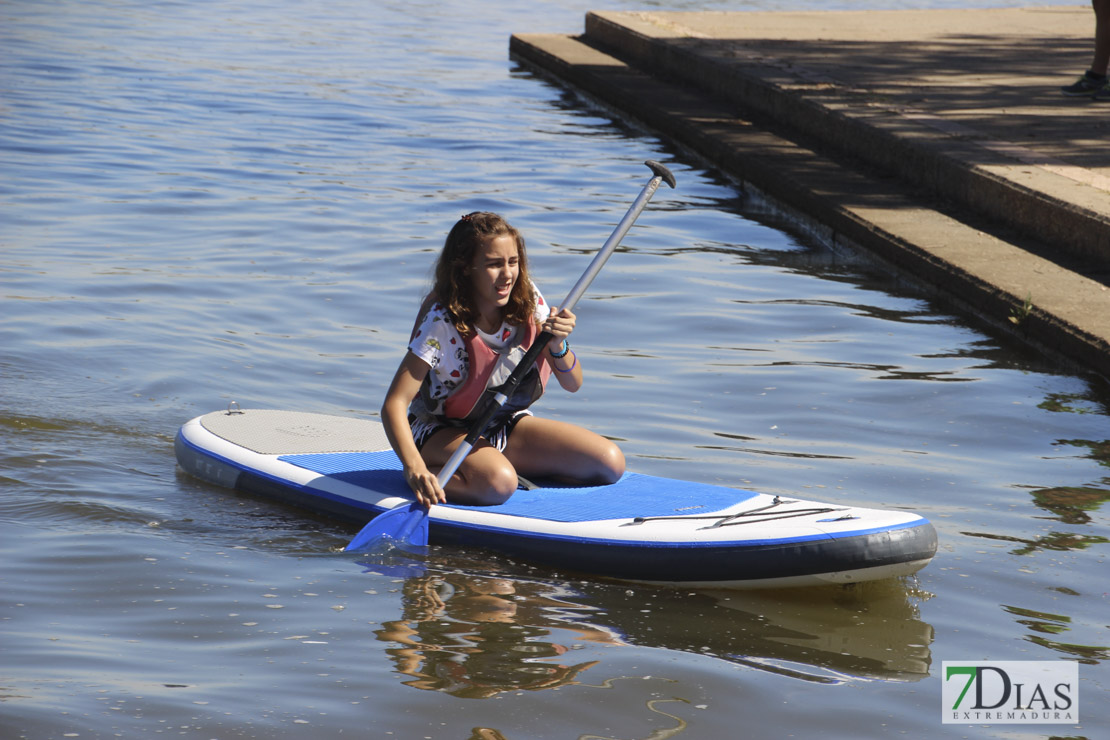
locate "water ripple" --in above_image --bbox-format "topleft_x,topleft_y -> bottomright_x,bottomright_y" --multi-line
2,0 -> 1108,737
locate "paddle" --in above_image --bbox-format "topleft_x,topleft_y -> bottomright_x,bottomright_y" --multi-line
344,160 -> 676,552
344,501 -> 429,551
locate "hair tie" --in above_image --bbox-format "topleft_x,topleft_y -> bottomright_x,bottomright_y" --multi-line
555,351 -> 577,374
460,213 -> 474,222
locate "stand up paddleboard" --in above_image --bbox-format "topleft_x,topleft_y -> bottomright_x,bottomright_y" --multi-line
175,408 -> 937,589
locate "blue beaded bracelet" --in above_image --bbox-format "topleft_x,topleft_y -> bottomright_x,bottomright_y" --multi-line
549,339 -> 570,359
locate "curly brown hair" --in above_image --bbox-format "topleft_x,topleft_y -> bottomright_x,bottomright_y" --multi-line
431,212 -> 537,335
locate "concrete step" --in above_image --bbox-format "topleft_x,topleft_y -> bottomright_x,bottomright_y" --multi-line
509,24 -> 1110,379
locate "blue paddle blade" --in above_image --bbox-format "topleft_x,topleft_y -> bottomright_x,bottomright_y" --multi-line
344,501 -> 429,552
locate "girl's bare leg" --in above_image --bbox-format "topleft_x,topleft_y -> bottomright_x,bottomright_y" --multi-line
419,428 -> 518,506
419,416 -> 625,505
504,416 -> 625,486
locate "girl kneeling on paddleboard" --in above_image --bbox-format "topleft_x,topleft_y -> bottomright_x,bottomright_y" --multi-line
381,212 -> 625,508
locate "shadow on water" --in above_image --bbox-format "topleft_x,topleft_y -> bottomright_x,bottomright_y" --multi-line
353,549 -> 934,701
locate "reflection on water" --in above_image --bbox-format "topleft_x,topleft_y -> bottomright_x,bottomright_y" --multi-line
369,568 -> 616,698
962,529 -> 1109,556
608,581 -> 933,684
1003,603 -> 1109,665
1038,392 -> 1109,417
465,729 -> 511,740
1028,485 -> 1110,526
1055,439 -> 1110,471
359,555 -> 933,700
574,691 -> 694,740
965,477 -> 1110,556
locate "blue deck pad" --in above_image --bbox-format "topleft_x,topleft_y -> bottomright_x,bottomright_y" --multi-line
279,451 -> 757,523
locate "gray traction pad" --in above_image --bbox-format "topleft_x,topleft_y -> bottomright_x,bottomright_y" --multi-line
199,409 -> 391,455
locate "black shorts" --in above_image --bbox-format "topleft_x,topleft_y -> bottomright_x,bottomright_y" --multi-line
409,409 -> 532,452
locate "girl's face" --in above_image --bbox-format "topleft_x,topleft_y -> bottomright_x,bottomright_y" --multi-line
469,233 -> 520,322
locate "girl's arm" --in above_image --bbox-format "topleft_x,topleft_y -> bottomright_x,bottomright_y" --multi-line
381,352 -> 447,507
543,307 -> 583,392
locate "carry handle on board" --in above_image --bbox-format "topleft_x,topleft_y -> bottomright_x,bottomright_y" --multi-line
345,160 -> 676,552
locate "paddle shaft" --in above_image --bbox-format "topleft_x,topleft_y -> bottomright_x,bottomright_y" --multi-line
435,160 -> 676,488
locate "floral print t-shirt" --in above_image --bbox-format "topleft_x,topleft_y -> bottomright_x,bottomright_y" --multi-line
407,283 -> 551,419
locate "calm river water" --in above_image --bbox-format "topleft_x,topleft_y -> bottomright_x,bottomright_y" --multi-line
2,0 -> 1107,738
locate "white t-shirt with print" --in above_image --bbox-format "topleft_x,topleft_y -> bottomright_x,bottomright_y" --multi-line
407,283 -> 551,418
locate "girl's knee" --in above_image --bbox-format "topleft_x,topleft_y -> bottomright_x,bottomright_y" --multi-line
595,441 -> 625,484
483,463 -> 518,504
451,459 -> 517,506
